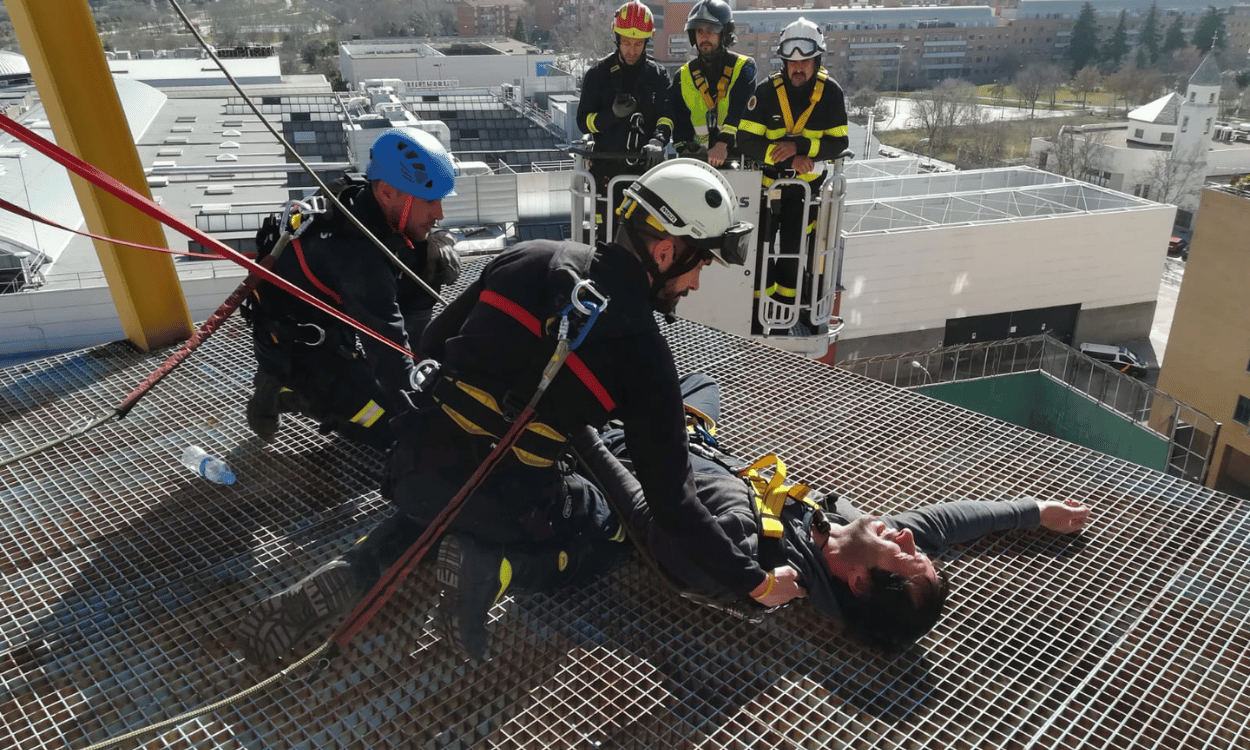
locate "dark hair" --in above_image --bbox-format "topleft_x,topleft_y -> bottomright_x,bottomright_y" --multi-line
839,564 -> 950,652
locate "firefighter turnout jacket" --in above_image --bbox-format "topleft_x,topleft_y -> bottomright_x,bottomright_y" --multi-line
248,182 -> 421,417
577,51 -> 673,156
738,67 -> 849,186
670,50 -> 756,152
392,240 -> 767,595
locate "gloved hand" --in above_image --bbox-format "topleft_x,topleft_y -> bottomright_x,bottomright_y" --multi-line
428,228 -> 460,285
612,93 -> 637,119
642,138 -> 665,166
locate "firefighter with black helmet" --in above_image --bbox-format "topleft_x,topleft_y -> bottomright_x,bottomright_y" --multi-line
244,127 -> 459,448
235,160 -> 803,668
738,18 -> 849,334
576,2 -> 673,230
669,0 -> 757,167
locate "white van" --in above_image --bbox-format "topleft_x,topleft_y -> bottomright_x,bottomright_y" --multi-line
1079,343 -> 1149,378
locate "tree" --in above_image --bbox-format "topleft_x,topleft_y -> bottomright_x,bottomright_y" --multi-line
1072,66 -> 1101,106
514,17 -> 526,43
1101,11 -> 1129,71
990,79 -> 1009,106
1040,126 -> 1110,182
1140,3 -> 1162,65
851,58 -> 883,92
848,88 -> 880,118
1015,64 -> 1047,117
1135,48 -> 1149,70
1066,3 -> 1100,75
909,78 -> 978,153
1136,145 -> 1208,205
1162,15 -> 1186,56
1191,7 -> 1227,54
1039,63 -> 1066,108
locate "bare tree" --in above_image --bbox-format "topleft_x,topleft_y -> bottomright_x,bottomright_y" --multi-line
1042,126 -> 1110,181
1103,64 -> 1138,116
1136,145 -> 1208,204
908,78 -> 978,154
1071,66 -> 1101,106
848,88 -> 879,118
552,3 -> 614,60
1039,63 -> 1065,108
851,58 -> 883,92
961,107 -> 1012,168
1015,64 -> 1047,117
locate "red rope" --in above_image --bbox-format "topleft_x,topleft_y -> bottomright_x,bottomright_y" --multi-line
0,115 -> 414,362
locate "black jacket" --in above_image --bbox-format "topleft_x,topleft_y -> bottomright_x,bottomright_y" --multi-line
577,51 -> 673,154
253,183 -> 416,398
738,68 -> 849,182
420,240 -> 768,595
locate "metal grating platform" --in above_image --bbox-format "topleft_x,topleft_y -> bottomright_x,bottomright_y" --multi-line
3,264 -> 1250,749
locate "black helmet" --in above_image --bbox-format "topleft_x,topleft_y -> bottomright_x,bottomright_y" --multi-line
685,0 -> 735,48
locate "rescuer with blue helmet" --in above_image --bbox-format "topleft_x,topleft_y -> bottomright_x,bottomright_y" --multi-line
244,126 -> 459,449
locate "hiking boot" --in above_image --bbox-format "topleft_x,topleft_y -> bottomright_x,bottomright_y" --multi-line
237,559 -> 361,665
245,370 -> 283,439
435,534 -> 506,663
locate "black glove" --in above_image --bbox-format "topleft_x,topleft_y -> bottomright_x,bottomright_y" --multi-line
254,215 -> 281,261
428,228 -> 460,286
612,93 -> 637,119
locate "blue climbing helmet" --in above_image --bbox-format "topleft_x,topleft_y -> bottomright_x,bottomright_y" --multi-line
364,127 -> 457,200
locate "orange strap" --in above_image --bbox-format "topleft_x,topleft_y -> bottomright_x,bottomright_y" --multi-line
479,289 -> 616,413
292,237 -> 344,307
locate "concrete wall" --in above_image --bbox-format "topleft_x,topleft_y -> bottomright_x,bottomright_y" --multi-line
1155,187 -> 1250,494
838,206 -> 1174,344
919,371 -> 1171,472
343,52 -> 558,91
0,270 -> 244,358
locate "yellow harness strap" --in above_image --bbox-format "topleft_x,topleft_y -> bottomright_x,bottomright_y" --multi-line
691,62 -> 734,111
773,73 -> 826,135
736,453 -> 817,539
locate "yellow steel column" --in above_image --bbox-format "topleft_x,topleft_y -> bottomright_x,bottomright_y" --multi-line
8,0 -> 192,352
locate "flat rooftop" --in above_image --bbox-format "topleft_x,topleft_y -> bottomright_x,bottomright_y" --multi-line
2,261 -> 1249,749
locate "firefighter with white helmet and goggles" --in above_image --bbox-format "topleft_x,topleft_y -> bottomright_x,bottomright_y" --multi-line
738,17 -> 849,335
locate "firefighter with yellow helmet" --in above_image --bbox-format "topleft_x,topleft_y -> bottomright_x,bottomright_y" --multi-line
576,2 -> 674,229
738,17 -> 848,334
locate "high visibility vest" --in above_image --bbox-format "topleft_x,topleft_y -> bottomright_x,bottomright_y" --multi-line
679,53 -> 750,145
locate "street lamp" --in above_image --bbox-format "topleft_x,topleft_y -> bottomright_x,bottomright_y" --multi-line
892,44 -> 904,121
911,360 -> 933,384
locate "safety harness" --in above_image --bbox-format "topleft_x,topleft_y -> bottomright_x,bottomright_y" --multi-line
683,407 -> 830,556
423,244 -> 613,469
759,70 -> 830,188
679,52 -> 749,145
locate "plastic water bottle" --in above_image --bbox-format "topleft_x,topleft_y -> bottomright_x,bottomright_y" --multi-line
181,446 -> 236,485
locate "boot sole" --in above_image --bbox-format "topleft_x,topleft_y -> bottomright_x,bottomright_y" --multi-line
237,562 -> 357,665
435,536 -> 489,662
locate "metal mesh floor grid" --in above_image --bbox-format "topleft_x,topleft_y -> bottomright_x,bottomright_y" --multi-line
3,280 -> 1250,748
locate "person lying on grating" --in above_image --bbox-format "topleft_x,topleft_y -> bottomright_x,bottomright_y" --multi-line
573,372 -> 1090,651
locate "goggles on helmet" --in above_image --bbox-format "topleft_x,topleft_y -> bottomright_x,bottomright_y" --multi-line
778,36 -> 821,60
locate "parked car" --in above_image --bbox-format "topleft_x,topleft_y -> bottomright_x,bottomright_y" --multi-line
1168,236 -> 1189,258
1079,343 -> 1150,378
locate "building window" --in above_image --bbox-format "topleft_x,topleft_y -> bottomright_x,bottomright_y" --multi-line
1236,395 -> 1250,426
1181,117 -> 1189,133
1134,128 -> 1144,139
1189,91 -> 1196,102
1205,118 -> 1212,134
1209,93 -> 1216,104
1162,132 -> 1175,142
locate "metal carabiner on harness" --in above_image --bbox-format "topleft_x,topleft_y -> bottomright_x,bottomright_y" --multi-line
295,322 -> 326,346
561,279 -> 610,351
